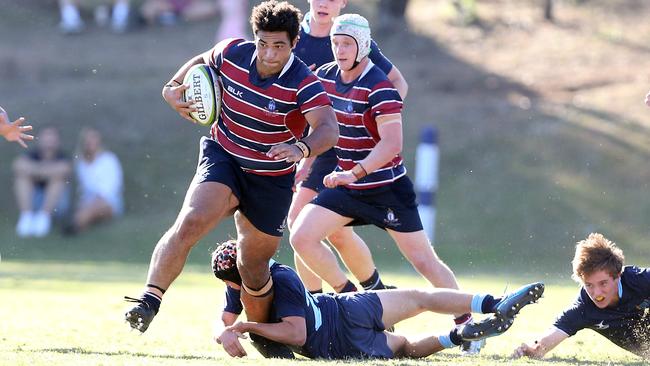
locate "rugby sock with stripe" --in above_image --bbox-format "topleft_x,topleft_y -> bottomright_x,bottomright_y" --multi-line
438,328 -> 463,348
470,294 -> 501,314
339,280 -> 358,293
141,291 -> 161,314
360,269 -> 387,290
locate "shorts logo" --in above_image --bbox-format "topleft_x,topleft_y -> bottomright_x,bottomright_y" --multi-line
383,208 -> 400,227
277,219 -> 287,234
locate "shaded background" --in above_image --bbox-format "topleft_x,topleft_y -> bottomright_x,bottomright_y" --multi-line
1,0 -> 649,279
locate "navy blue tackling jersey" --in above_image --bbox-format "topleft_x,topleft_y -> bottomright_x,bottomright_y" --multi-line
223,262 -> 391,359
554,266 -> 650,357
294,12 -> 394,73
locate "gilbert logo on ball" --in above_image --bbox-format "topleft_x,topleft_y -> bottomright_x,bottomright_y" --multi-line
182,64 -> 221,125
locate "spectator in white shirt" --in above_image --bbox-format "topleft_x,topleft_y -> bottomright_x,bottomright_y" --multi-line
67,127 -> 123,234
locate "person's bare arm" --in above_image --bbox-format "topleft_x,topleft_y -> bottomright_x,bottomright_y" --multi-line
228,316 -> 307,347
266,106 -> 338,163
512,327 -> 569,359
386,66 -> 408,100
324,114 -> 402,188
0,106 -> 33,148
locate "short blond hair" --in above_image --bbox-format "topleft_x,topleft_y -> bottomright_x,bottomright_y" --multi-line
571,233 -> 624,282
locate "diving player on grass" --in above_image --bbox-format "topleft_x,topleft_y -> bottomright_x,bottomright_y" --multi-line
513,233 -> 650,359
211,240 -> 544,359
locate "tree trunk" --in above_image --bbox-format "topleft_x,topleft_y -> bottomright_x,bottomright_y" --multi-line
543,0 -> 554,21
379,0 -> 409,19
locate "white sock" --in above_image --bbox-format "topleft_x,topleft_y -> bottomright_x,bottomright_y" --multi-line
61,3 -> 81,24
112,1 -> 129,25
437,334 -> 455,349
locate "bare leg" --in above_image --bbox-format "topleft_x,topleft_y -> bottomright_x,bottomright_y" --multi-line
13,157 -> 35,212
376,289 -> 473,329
146,181 -> 238,296
386,332 -> 445,358
41,176 -> 67,214
287,186 -> 323,291
290,203 -> 354,292
235,211 -> 281,323
388,229 -> 465,318
327,227 -> 375,284
73,197 -> 113,231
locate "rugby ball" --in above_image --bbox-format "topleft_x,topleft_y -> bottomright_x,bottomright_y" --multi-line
183,64 -> 222,125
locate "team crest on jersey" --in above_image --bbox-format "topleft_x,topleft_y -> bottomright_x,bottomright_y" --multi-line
346,100 -> 354,113
592,321 -> 609,330
383,209 -> 401,227
267,99 -> 277,112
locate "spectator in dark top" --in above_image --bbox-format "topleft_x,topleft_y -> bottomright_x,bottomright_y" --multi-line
12,126 -> 72,238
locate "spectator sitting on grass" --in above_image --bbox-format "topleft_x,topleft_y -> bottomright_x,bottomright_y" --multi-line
66,127 -> 123,235
58,0 -> 131,34
13,126 -> 72,238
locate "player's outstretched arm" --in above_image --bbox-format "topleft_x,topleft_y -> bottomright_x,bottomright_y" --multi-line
512,328 -> 568,359
0,106 -> 33,148
228,316 -> 307,347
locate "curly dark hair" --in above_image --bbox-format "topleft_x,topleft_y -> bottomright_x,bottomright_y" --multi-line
250,0 -> 302,43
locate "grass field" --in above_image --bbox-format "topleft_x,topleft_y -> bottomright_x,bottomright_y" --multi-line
1,261 -> 645,366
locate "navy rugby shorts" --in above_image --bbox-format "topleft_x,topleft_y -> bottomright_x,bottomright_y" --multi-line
311,175 -> 423,233
335,292 -> 393,358
194,137 -> 293,237
300,148 -> 338,193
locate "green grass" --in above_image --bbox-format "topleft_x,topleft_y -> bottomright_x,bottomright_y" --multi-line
0,261 -> 645,365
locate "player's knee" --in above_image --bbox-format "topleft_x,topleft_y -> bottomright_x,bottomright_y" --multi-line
174,210 -> 211,244
409,255 -> 440,275
289,227 -> 316,253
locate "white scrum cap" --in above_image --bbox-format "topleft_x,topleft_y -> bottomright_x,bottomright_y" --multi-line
331,13 -> 371,63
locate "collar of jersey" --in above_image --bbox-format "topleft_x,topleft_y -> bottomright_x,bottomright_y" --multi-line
250,50 -> 295,80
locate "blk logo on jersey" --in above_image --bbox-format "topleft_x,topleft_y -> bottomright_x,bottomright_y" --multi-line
267,99 -> 276,112
227,85 -> 243,98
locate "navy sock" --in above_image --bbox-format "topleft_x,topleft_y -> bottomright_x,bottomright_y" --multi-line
449,328 -> 463,346
482,295 -> 501,314
360,269 -> 386,290
339,280 -> 358,293
142,292 -> 161,314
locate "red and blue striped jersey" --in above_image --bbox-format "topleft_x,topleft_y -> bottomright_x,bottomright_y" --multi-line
206,39 -> 331,176
316,61 -> 405,189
